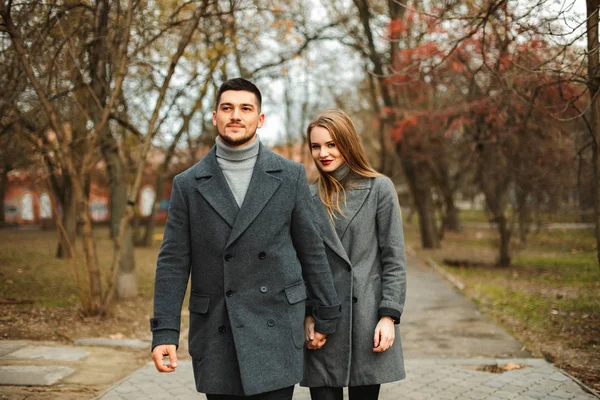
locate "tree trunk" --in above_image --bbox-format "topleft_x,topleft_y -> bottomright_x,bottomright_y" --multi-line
402,157 -> 440,248
577,152 -> 586,223
78,194 -> 103,314
89,0 -> 137,298
497,215 -> 511,266
140,174 -> 164,247
117,225 -> 137,298
108,166 -> 137,299
56,178 -> 76,258
516,187 -> 530,246
132,211 -> 141,244
415,188 -> 440,249
104,145 -> 137,298
480,176 -> 512,266
444,199 -> 460,232
587,0 -> 600,266
593,127 -> 600,265
443,165 -> 459,233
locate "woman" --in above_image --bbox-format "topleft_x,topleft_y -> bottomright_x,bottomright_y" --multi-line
302,109 -> 407,400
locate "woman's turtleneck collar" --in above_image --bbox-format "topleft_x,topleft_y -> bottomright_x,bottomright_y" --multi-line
215,135 -> 260,161
330,162 -> 351,182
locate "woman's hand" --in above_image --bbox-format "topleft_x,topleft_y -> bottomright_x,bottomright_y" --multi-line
304,315 -> 327,350
373,316 -> 395,352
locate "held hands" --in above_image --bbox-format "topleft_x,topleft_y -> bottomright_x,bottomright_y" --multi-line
304,315 -> 327,350
152,344 -> 178,373
373,316 -> 395,352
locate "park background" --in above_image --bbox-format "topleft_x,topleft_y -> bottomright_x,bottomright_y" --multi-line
0,0 -> 598,398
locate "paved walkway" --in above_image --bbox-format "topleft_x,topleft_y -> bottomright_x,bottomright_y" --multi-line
97,256 -> 599,399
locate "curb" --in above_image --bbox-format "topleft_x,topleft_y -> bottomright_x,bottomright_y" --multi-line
557,369 -> 600,399
424,257 -> 465,291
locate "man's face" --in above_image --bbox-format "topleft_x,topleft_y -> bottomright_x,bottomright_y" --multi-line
213,90 -> 264,147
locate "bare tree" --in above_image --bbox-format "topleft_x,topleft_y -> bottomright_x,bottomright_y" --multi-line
586,1 -> 600,265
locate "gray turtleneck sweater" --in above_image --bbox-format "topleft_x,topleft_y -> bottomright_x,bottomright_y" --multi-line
215,136 -> 260,207
331,163 -> 351,184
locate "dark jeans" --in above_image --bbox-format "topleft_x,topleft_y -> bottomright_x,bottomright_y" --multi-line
309,385 -> 381,400
206,386 -> 294,400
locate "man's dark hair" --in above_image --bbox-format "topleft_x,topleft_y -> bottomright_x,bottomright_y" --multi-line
215,78 -> 262,111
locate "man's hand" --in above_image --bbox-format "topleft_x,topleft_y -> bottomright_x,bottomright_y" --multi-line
152,344 -> 178,372
304,315 -> 327,350
373,316 -> 395,353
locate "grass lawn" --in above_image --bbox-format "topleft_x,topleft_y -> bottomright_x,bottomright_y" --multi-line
403,222 -> 599,391
455,209 -> 589,224
0,225 -> 162,342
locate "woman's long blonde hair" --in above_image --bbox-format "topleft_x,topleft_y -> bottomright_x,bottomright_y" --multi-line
307,109 -> 380,220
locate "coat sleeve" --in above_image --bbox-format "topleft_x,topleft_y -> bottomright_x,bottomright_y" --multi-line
375,177 -> 407,323
290,165 -> 341,334
150,175 -> 192,349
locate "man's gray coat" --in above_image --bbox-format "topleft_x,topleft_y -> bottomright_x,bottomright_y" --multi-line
151,144 -> 340,396
302,174 -> 406,387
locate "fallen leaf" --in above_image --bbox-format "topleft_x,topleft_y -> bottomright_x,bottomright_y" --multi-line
109,333 -> 125,340
502,362 -> 522,371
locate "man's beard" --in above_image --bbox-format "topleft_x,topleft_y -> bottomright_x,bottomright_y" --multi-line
219,131 -> 257,147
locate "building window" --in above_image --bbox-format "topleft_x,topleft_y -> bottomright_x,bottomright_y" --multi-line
21,193 -> 34,221
140,187 -> 156,217
40,193 -> 52,219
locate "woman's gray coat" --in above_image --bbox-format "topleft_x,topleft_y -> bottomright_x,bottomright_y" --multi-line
302,174 -> 407,387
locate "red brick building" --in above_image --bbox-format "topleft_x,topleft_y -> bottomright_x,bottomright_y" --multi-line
2,143 -> 315,226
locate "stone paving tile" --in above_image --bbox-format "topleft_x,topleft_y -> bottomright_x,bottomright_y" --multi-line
1,345 -> 89,361
74,338 -> 151,349
0,340 -> 27,357
0,365 -> 75,386
96,359 -> 599,400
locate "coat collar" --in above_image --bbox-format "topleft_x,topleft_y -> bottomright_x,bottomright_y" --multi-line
310,184 -> 351,268
333,175 -> 372,239
194,146 -> 239,227
195,143 -> 283,247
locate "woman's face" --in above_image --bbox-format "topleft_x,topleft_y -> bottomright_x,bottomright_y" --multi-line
310,126 -> 345,173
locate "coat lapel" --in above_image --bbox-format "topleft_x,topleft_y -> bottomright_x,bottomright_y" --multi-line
334,178 -> 372,239
195,147 -> 239,227
310,186 -> 352,269
226,144 -> 282,248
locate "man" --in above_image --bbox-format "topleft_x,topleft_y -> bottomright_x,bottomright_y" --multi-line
151,78 -> 340,399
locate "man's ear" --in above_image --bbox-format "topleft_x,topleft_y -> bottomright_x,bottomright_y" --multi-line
257,112 -> 265,128
212,110 -> 217,126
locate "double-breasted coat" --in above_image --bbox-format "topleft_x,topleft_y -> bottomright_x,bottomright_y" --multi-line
151,144 -> 340,396
302,173 -> 407,387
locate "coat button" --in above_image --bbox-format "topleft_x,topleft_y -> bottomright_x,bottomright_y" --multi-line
151,319 -> 159,328
267,319 -> 275,327
258,252 -> 266,259
352,296 -> 358,303
260,286 -> 268,293
218,325 -> 226,333
224,254 -> 233,261
226,290 -> 234,297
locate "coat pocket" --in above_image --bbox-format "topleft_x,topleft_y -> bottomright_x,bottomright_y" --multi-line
284,281 -> 307,349
188,294 -> 210,359
188,293 -> 210,314
284,280 -> 307,304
